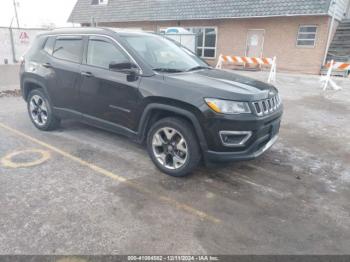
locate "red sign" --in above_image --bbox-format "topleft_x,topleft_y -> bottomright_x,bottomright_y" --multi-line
19,31 -> 30,44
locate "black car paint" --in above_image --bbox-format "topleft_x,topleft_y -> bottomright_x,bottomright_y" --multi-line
20,28 -> 283,163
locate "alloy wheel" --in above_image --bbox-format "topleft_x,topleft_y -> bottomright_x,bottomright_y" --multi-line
29,95 -> 48,126
152,127 -> 188,170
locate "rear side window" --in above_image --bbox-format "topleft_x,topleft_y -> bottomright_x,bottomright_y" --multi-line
43,36 -> 55,55
87,37 -> 129,69
25,35 -> 47,59
53,37 -> 83,63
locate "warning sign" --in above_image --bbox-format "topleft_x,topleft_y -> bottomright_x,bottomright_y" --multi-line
19,31 -> 30,44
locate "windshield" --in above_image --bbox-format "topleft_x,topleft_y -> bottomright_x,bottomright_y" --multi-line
122,34 -> 209,72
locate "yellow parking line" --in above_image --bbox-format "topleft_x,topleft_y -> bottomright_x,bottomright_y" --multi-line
0,122 -> 221,224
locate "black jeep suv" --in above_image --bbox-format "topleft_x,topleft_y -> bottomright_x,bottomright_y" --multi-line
20,28 -> 283,177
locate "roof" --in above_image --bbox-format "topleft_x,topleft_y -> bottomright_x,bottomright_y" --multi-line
48,27 -> 109,34
68,0 -> 332,24
39,27 -> 151,37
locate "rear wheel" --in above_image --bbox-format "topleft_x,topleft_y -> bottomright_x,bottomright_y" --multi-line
27,89 -> 60,131
147,117 -> 201,177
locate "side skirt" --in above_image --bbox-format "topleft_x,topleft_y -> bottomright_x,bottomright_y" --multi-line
53,107 -> 139,141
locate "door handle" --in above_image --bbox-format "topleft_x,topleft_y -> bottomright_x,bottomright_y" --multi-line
81,71 -> 93,77
42,63 -> 52,68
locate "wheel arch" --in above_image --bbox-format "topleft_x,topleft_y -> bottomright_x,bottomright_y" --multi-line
137,103 -> 208,154
22,78 -> 49,101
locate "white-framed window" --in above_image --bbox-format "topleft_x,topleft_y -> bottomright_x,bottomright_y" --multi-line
296,25 -> 317,47
91,0 -> 108,5
186,27 -> 217,59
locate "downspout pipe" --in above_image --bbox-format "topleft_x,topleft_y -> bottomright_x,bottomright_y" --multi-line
323,0 -> 337,65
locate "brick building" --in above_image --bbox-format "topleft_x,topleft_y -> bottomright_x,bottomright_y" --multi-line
68,0 -> 350,74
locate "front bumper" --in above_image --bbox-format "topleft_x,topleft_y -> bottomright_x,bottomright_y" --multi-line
205,135 -> 278,162
202,107 -> 282,162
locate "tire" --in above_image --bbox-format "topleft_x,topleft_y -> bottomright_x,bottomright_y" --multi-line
147,117 -> 201,177
27,89 -> 60,131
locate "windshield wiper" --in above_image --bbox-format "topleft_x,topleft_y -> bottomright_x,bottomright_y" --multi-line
152,68 -> 184,73
186,66 -> 211,72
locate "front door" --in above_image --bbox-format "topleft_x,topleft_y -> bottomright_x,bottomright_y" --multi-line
246,29 -> 265,58
79,36 -> 141,131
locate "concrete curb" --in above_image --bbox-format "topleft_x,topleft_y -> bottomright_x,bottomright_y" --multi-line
0,65 -> 20,87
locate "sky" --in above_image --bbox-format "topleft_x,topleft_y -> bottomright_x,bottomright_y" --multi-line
0,0 -> 78,28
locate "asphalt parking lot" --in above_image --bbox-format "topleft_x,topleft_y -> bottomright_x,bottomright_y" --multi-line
0,69 -> 349,254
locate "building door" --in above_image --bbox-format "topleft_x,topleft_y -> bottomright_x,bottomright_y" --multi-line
246,29 -> 265,58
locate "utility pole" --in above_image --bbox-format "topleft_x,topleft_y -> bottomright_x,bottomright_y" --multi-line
13,0 -> 20,28
9,17 -> 14,28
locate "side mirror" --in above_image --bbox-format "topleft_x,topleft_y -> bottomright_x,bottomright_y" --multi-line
109,61 -> 138,75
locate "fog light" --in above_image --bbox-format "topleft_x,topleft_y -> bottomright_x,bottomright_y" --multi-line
219,131 -> 252,147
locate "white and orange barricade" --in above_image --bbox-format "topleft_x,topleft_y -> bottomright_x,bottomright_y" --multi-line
216,55 -> 277,84
321,60 -> 346,91
325,61 -> 350,71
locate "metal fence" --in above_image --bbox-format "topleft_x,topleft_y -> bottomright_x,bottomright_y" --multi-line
0,27 -> 48,64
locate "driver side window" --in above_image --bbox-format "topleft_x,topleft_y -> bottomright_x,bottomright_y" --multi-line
87,37 -> 129,69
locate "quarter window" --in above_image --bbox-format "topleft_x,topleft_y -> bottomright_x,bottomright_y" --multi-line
87,38 -> 129,69
187,27 -> 217,59
297,25 -> 317,47
43,36 -> 55,55
53,38 -> 83,63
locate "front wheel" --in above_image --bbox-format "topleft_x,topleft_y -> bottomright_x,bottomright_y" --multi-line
147,117 -> 201,177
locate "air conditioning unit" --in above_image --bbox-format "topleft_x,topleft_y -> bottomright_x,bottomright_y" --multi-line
91,0 -> 108,5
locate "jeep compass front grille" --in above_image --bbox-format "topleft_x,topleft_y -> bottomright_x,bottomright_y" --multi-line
252,95 -> 281,116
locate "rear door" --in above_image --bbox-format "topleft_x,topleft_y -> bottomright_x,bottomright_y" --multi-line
48,36 -> 84,112
79,36 -> 141,130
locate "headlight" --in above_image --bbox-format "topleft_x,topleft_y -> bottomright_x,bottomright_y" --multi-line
205,98 -> 251,114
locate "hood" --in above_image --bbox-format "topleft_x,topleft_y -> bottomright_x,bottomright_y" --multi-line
164,69 -> 277,101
